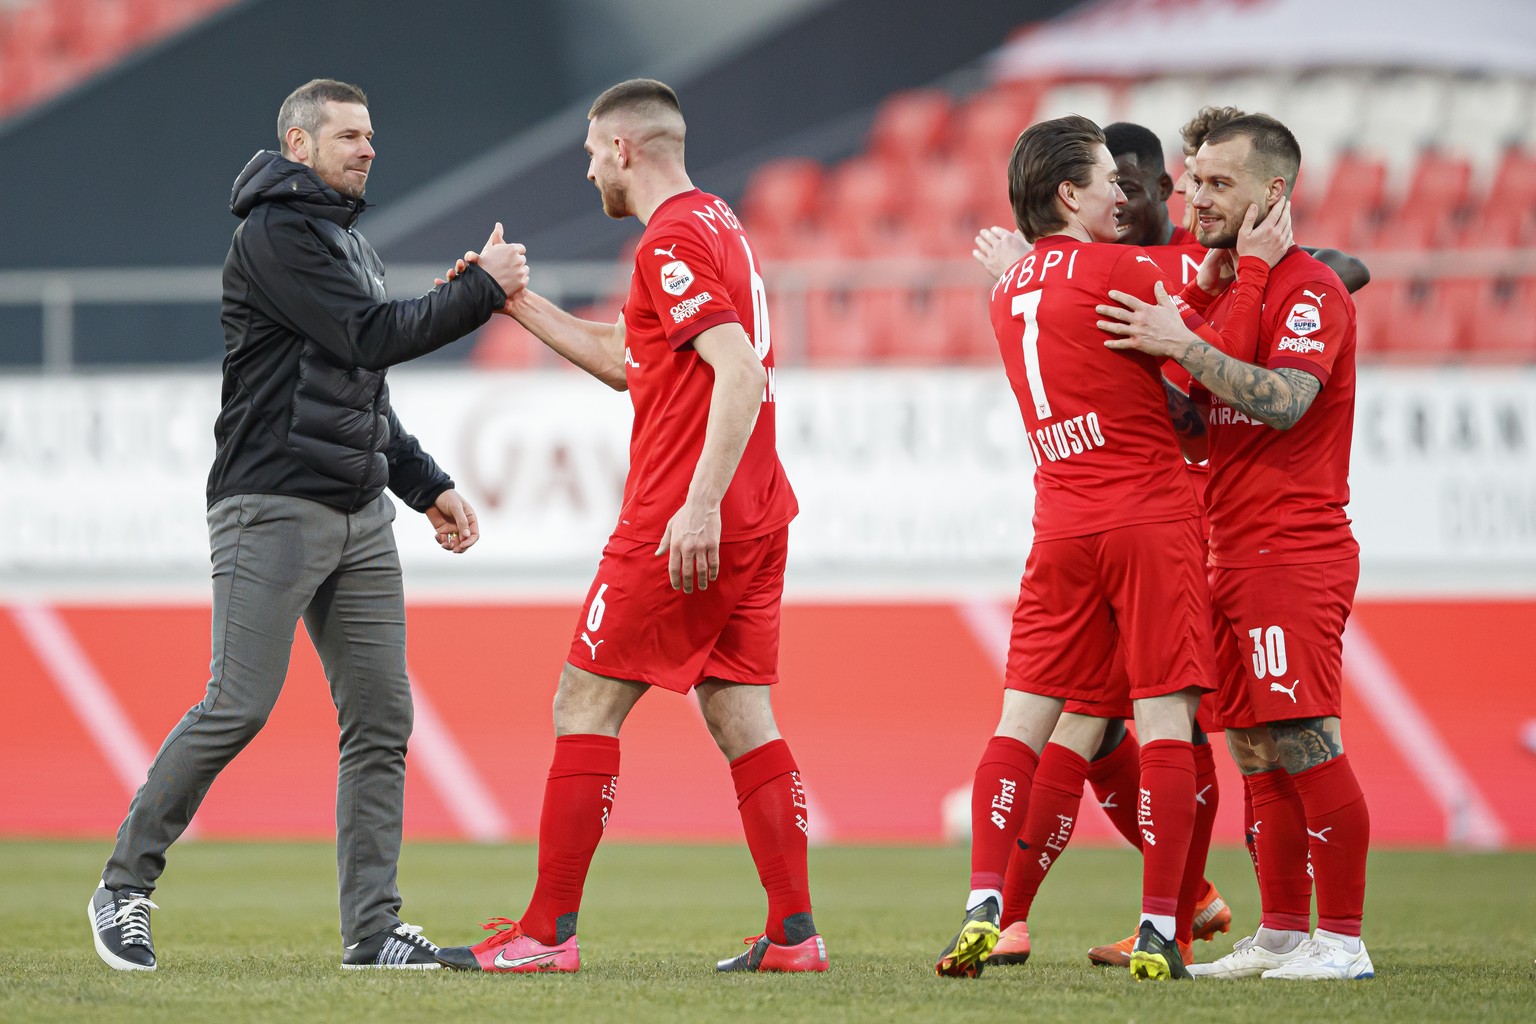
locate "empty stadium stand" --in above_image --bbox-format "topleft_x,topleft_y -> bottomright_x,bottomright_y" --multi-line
0,0 -> 233,116
720,69 -> 1536,366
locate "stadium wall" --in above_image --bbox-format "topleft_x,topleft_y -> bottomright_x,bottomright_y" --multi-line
1,367 -> 1532,847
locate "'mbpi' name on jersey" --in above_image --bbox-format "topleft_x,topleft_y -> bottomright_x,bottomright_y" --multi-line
692,199 -> 742,235
670,292 -> 712,323
993,246 -> 1081,297
1027,412 -> 1107,466
1276,335 -> 1326,355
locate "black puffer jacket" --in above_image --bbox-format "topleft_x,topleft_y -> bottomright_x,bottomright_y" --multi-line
208,150 -> 506,513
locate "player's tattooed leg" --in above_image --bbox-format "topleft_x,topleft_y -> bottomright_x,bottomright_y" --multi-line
1269,716 -> 1343,774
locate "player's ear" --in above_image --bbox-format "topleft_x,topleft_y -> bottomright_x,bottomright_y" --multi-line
1266,177 -> 1287,205
1157,172 -> 1173,202
1057,179 -> 1080,213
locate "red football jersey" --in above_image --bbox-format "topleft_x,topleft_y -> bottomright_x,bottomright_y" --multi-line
989,236 -> 1199,542
615,188 -> 797,542
1167,224 -> 1200,246
1142,243 -> 1207,287
1196,246 -> 1359,567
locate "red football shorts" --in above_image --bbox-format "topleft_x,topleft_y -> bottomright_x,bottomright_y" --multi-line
1005,518 -> 1216,703
565,527 -> 787,694
1208,556 -> 1359,729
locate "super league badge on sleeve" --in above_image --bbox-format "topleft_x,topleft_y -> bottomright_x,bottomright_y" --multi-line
661,259 -> 695,296
1286,302 -> 1322,336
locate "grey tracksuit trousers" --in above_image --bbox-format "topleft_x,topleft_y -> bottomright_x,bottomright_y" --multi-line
103,492 -> 414,944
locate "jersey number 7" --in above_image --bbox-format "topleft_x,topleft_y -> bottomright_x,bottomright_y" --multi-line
1012,290 -> 1050,420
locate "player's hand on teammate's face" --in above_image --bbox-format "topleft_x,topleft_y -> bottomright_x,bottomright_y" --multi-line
972,226 -> 1028,280
426,488 -> 479,554
1097,281 -> 1195,358
1236,197 -> 1293,268
655,503 -> 722,594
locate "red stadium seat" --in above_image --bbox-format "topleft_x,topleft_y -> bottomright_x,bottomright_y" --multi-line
906,159 -> 980,231
1348,280 -> 1397,360
1404,150 -> 1473,217
873,287 -> 969,364
803,286 -> 881,365
1372,282 -> 1463,361
1454,206 -> 1534,249
1463,279 -> 1536,361
820,157 -> 909,248
867,88 -> 952,165
1488,148 -> 1536,209
1315,152 -> 1388,226
943,86 -> 1038,173
1369,213 -> 1446,252
739,158 -> 824,236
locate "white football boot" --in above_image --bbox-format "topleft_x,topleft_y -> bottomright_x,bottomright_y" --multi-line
1187,933 -> 1308,979
1261,932 -> 1375,980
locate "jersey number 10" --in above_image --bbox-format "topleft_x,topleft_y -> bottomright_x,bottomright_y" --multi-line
743,237 -> 771,362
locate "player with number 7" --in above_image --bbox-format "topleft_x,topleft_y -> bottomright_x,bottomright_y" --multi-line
933,114 -> 1289,981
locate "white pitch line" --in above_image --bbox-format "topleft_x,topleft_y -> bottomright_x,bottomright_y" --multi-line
1343,622 -> 1506,849
406,671 -> 511,842
10,603 -> 158,804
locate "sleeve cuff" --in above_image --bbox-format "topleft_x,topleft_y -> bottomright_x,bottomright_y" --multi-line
669,309 -> 741,351
1268,356 -> 1329,387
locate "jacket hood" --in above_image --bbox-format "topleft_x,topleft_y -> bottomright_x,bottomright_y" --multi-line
229,150 -> 366,226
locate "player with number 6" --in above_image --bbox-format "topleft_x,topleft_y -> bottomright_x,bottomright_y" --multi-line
433,79 -> 823,976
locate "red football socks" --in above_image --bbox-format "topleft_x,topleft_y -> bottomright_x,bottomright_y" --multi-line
1137,739 -> 1196,920
1086,730 -> 1145,850
1291,754 -> 1370,937
1247,767 -> 1313,932
1242,774 -> 1262,881
999,743 -> 1089,927
730,739 -> 813,945
520,734 -> 621,945
1175,741 -> 1220,944
969,736 -> 1040,892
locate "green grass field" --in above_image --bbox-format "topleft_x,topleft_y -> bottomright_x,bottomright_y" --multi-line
3,841 -> 1532,1023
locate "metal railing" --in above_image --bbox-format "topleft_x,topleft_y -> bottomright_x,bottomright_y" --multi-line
3,250 -> 1535,372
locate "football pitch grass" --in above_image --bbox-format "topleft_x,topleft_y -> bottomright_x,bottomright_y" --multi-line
3,842 -> 1533,1023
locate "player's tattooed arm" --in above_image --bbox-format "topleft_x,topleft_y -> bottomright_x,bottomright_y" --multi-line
1174,343 -> 1322,430
1269,716 -> 1344,773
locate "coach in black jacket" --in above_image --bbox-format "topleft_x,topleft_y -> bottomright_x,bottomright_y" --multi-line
90,79 -> 528,974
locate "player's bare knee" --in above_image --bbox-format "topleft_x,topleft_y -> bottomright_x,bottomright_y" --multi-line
552,662 -> 643,736
1225,727 -> 1278,774
696,680 -> 779,760
994,690 -> 1062,751
1050,712 -> 1108,759
1132,688 -> 1198,742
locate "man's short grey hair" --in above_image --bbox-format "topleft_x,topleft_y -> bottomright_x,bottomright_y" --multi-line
277,79 -> 368,157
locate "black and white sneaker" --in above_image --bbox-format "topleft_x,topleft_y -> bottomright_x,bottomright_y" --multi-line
342,922 -> 442,969
89,882 -> 158,971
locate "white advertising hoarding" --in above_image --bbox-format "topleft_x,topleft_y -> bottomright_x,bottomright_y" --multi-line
1,367 -> 1531,597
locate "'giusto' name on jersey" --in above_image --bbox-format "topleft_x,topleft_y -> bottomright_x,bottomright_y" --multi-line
1027,412 -> 1108,466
